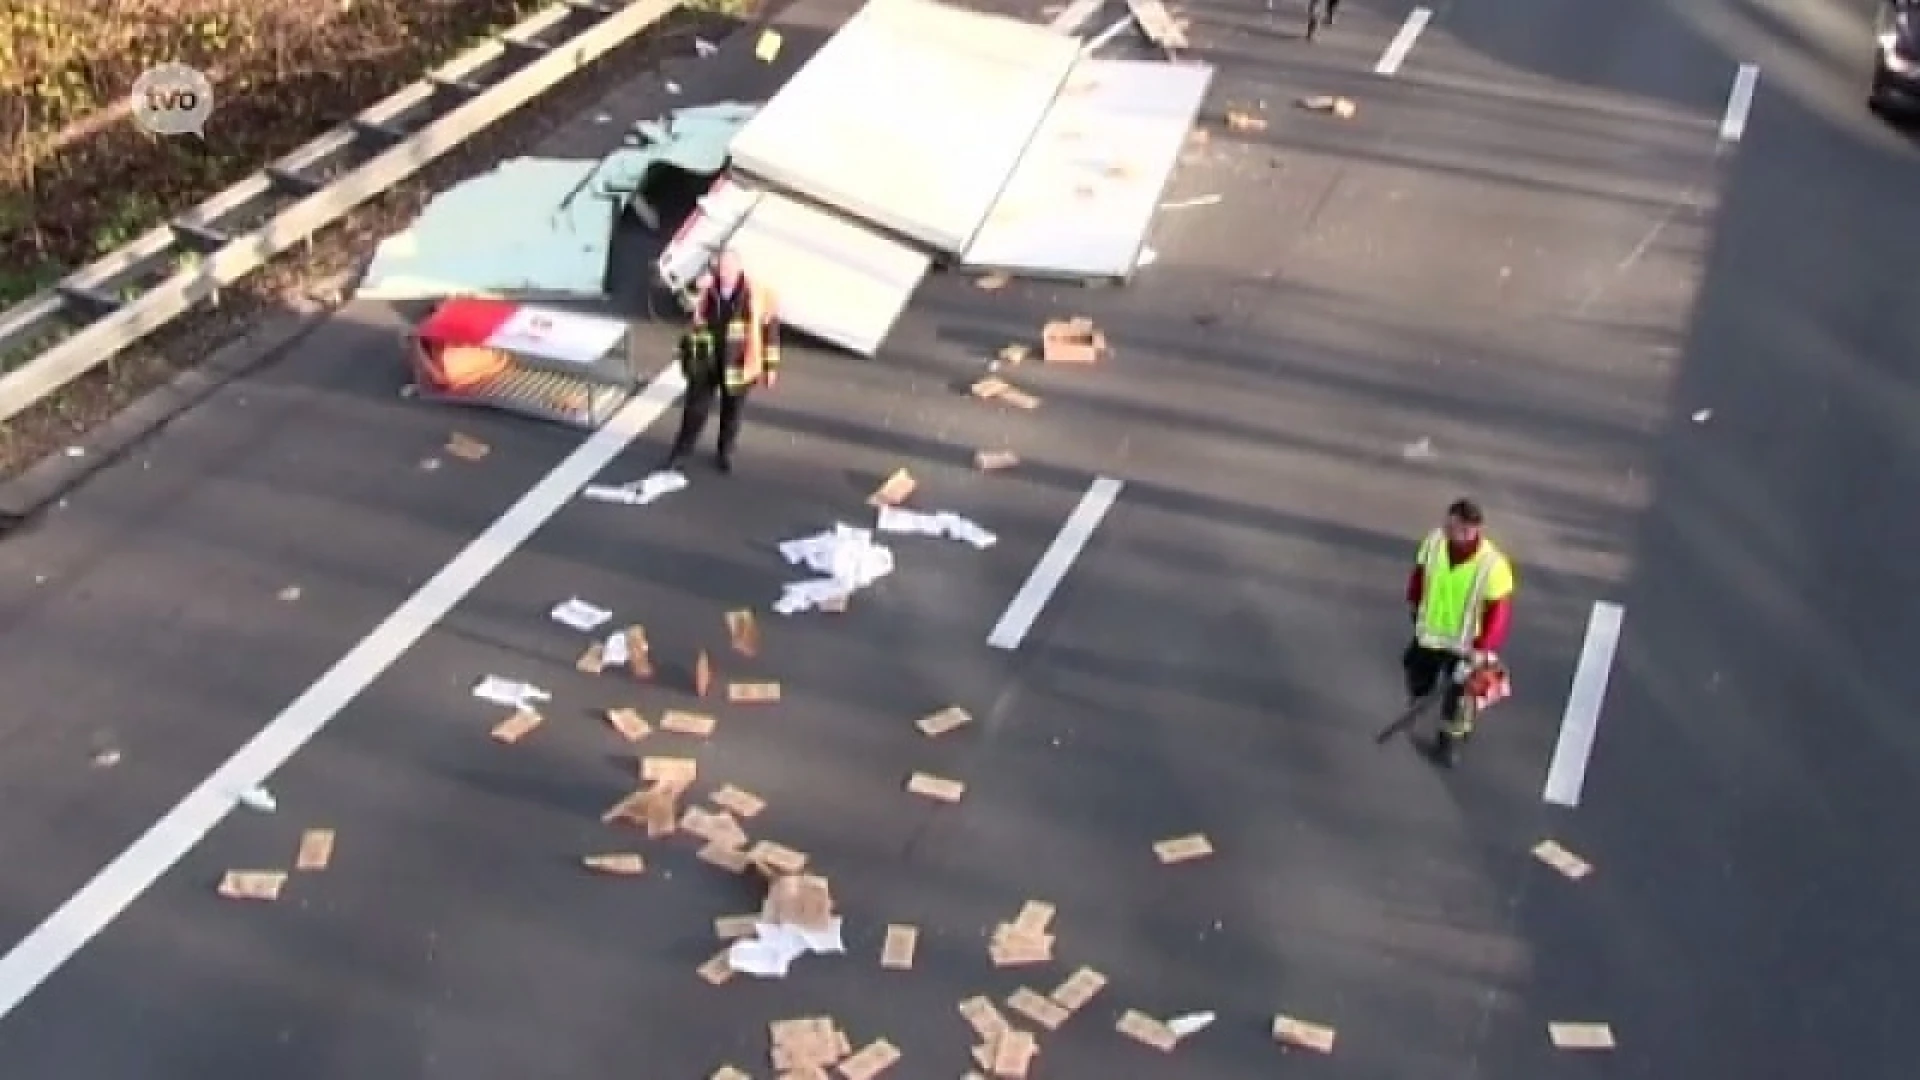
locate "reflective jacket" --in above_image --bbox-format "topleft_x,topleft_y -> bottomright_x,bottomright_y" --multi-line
685,272 -> 780,390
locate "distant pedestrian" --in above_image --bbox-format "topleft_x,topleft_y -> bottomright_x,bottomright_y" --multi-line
1307,0 -> 1340,38
665,250 -> 781,474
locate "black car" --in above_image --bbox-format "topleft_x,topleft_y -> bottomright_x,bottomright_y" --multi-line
1872,0 -> 1920,116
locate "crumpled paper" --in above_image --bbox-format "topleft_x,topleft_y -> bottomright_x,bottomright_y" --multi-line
774,524 -> 895,614
874,505 -> 997,549
473,676 -> 551,710
550,597 -> 612,631
725,918 -> 846,978
581,470 -> 687,506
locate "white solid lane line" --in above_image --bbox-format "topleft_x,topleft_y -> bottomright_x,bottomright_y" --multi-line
1543,601 -> 1626,807
0,366 -> 685,1021
1374,7 -> 1433,77
986,475 -> 1123,650
1720,62 -> 1761,141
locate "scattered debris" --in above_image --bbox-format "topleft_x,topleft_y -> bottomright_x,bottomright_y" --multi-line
728,681 -> 782,704
709,1066 -> 750,1080
619,626 -> 655,677
662,709 -> 718,736
1049,967 -> 1108,1013
716,914 -> 759,939
906,771 -> 966,803
277,585 -> 302,602
1117,1009 -> 1178,1051
875,506 -> 998,548
725,610 -> 760,657
698,948 -> 735,984
970,377 -> 1042,409
1007,987 -> 1069,1030
446,432 -> 490,461
217,870 -> 288,901
237,785 -> 277,813
577,641 -> 608,674
710,784 -> 767,818
976,272 -> 1011,290
295,828 -> 336,871
1160,193 -> 1221,210
695,37 -> 719,57
90,748 -> 122,769
1403,436 -> 1437,461
1167,1011 -> 1216,1038
582,469 -> 689,506
551,597 -> 612,632
1042,317 -> 1110,365
606,707 -> 650,741
755,28 -> 783,63
995,343 -> 1030,368
1136,246 -> 1159,268
729,873 -> 845,977
1126,0 -> 1189,52
1154,833 -> 1214,863
583,853 -> 646,875
473,676 -> 550,710
682,807 -> 749,849
917,705 -> 973,737
840,1038 -> 902,1079
1225,108 -> 1267,132
1299,95 -> 1357,119
881,924 -> 919,969
749,840 -> 809,876
1692,408 -> 1712,423
990,901 -> 1056,966
491,708 -> 543,744
868,467 -> 917,507
769,1015 -> 852,1073
986,1027 -> 1039,1077
1532,839 -> 1594,880
1273,1014 -> 1337,1053
696,650 -> 714,697
1549,1022 -> 1615,1050
775,524 -> 896,614
960,995 -> 1013,1043
642,756 -> 699,790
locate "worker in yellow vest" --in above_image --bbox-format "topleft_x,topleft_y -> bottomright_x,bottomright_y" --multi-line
666,250 -> 781,473
1403,498 -> 1516,766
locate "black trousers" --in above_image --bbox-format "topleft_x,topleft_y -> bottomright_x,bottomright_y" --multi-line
669,373 -> 748,460
1402,641 -> 1469,736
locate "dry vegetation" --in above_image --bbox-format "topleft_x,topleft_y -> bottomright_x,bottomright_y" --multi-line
0,0 -> 556,305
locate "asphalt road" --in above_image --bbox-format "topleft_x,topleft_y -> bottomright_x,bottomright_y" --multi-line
0,0 -> 1915,1077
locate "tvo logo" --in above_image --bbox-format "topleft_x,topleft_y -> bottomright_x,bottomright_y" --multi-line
131,63 -> 214,137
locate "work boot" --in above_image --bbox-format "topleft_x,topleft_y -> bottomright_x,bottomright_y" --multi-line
1424,731 -> 1461,768
714,451 -> 734,475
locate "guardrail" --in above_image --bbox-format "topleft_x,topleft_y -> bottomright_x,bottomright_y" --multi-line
0,0 -> 680,427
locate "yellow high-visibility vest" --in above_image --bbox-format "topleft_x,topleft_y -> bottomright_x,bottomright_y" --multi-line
1414,529 -> 1512,652
692,275 -> 778,390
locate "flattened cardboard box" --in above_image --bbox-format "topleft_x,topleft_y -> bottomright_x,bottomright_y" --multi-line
880,924 -> 918,969
623,625 -> 654,678
1007,988 -> 1068,1030
295,828 -> 335,871
763,873 -> 834,930
1273,1014 -> 1336,1053
917,706 -> 972,737
838,1038 -> 901,1079
491,708 -> 542,743
1154,833 -> 1214,863
1117,1009 -> 1177,1051
989,1028 -> 1038,1077
729,681 -> 783,704
662,709 -> 718,737
868,468 -> 916,507
749,840 -> 809,875
217,870 -> 287,901
606,707 -> 650,741
697,948 -> 734,984
959,996 -> 1011,1041
1049,967 -> 1107,1012
1549,1021 -> 1615,1050
906,771 -> 965,803
642,755 -> 698,790
711,784 -> 766,818
1042,317 -> 1109,365
726,609 -> 760,657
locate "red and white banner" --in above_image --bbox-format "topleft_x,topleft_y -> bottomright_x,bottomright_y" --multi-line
415,298 -> 627,368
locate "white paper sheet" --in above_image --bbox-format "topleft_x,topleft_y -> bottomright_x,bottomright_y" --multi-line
601,629 -> 630,667
725,918 -> 847,978
472,677 -> 552,710
774,524 -> 896,614
581,469 -> 687,506
550,597 -> 612,631
874,505 -> 998,549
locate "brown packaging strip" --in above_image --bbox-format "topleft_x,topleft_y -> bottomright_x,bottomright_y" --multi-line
606,707 -> 650,741
582,853 -> 645,875
662,709 -> 718,737
906,772 -> 966,803
217,870 -> 287,901
1117,1010 -> 1178,1051
1049,967 -> 1108,1012
710,784 -> 767,818
1273,1014 -> 1337,1053
295,828 -> 335,871
1006,988 -> 1069,1030
490,708 -> 542,744
1153,833 -> 1214,863
880,924 -> 918,970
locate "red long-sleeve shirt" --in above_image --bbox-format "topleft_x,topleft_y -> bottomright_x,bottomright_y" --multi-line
1406,538 -> 1511,651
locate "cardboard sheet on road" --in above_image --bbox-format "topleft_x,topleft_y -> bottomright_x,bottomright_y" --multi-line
724,0 -> 1082,254
963,58 -> 1214,278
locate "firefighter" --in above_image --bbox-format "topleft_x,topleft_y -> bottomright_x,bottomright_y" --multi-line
1403,498 -> 1515,767
665,250 -> 781,473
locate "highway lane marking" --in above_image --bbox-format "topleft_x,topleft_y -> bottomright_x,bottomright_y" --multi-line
1720,62 -> 1760,142
0,365 -> 687,1022
1543,601 -> 1625,807
987,475 -> 1123,650
1374,7 -> 1432,77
